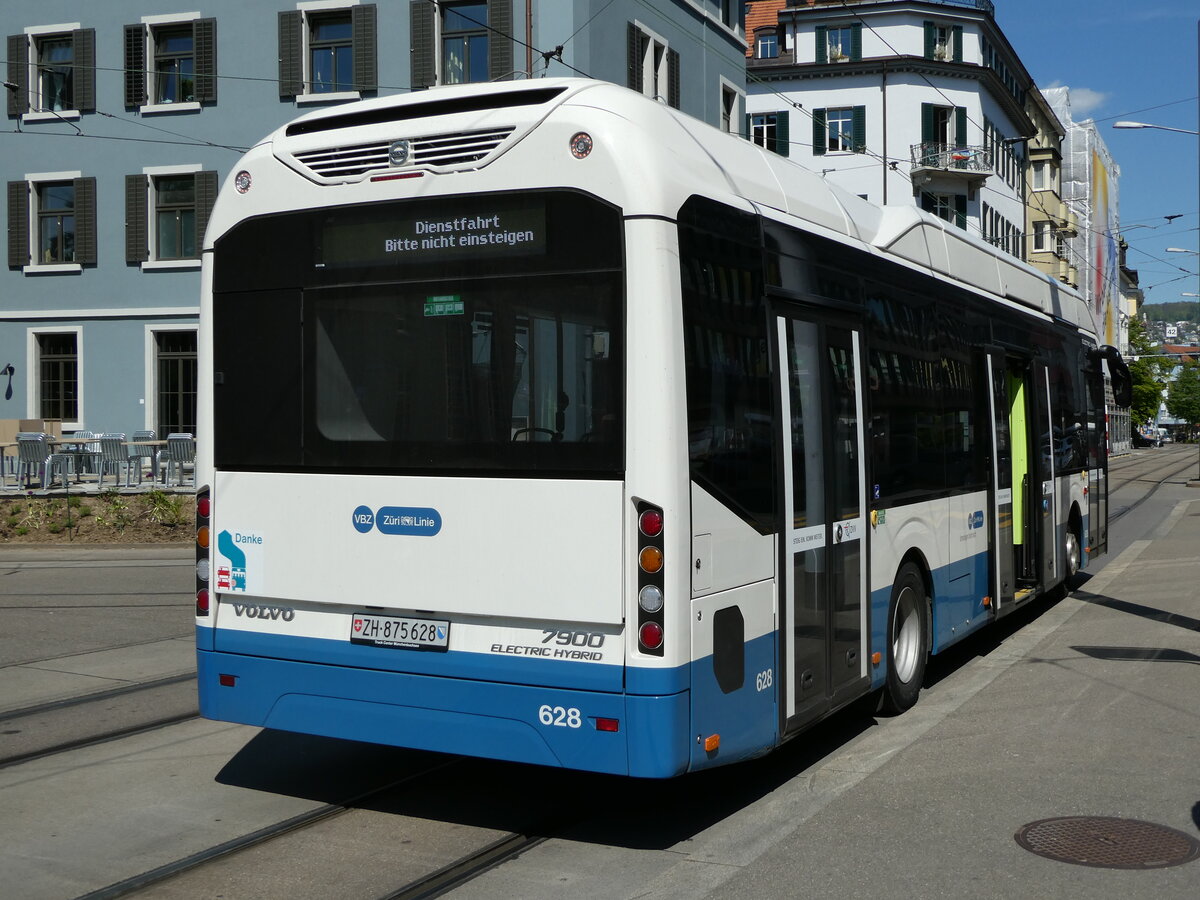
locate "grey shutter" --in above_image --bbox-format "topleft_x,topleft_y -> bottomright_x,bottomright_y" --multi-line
125,175 -> 149,264
195,171 -> 219,252
953,194 -> 967,229
278,11 -> 303,98
952,25 -> 963,62
667,48 -> 680,109
812,108 -> 826,156
744,112 -> 751,141
74,177 -> 97,266
7,180 -> 29,267
627,23 -> 644,92
955,106 -> 968,145
775,110 -> 790,157
923,22 -> 935,59
73,29 -> 96,112
815,25 -> 827,64
410,0 -> 435,89
852,106 -> 866,152
124,24 -> 146,108
8,34 -> 29,117
194,18 -> 217,103
352,4 -> 377,92
850,23 -> 862,61
488,0 -> 513,81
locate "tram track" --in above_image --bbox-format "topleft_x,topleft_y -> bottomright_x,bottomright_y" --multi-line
1107,448 -> 1197,523
0,672 -> 198,769
68,753 -> 562,900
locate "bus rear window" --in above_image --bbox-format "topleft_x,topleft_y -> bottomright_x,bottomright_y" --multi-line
306,274 -> 623,473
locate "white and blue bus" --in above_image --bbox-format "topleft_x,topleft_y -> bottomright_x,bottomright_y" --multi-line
195,79 -> 1129,777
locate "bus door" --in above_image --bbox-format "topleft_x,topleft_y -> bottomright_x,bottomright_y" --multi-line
775,312 -> 869,732
1033,362 -> 1058,587
982,350 -> 1014,611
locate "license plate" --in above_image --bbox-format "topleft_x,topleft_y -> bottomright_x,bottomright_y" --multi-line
350,613 -> 450,651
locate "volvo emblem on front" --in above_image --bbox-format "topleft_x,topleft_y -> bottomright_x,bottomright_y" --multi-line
389,140 -> 412,166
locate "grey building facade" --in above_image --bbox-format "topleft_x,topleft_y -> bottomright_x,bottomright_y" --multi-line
3,0 -> 746,438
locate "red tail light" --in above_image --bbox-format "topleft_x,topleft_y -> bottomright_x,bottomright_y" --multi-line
639,621 -> 664,650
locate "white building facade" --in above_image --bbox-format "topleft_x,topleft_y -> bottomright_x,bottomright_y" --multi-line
745,0 -> 1031,257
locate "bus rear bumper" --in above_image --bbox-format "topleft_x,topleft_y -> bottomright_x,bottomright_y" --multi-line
197,649 -> 690,778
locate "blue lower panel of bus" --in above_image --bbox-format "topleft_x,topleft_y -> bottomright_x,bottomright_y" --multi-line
197,643 -> 693,778
868,550 -> 991,690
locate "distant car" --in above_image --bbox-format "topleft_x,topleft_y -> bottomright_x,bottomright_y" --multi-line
1132,431 -> 1160,448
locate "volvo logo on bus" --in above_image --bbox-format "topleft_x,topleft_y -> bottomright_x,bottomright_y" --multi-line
389,140 -> 412,166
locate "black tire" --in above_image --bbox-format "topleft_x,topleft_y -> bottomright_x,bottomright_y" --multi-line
1064,520 -> 1081,582
879,562 -> 929,715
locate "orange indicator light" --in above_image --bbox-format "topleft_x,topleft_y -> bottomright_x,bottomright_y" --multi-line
639,546 -> 663,573
196,525 -> 210,549
871,651 -> 882,665
704,734 -> 720,752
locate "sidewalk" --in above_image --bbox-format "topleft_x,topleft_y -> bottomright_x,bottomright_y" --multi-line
711,495 -> 1200,898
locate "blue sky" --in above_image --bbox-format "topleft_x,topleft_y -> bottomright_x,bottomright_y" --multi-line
994,0 -> 1199,308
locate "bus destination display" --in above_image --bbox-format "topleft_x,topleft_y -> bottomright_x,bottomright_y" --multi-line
321,202 -> 546,267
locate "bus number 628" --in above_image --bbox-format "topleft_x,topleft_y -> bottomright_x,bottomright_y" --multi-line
538,705 -> 582,728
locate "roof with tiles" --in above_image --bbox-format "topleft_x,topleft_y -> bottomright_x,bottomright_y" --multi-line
745,0 -> 788,58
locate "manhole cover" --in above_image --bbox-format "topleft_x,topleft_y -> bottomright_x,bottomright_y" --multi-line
1015,816 -> 1200,869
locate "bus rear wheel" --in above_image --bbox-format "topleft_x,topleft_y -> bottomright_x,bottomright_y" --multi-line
1064,527 -> 1081,581
880,563 -> 928,715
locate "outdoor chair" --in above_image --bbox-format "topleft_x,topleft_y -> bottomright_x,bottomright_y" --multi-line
126,429 -> 156,484
158,433 -> 196,487
15,432 -> 70,489
97,433 -> 130,487
70,431 -> 99,478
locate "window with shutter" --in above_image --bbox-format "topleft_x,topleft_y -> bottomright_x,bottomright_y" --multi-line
10,29 -> 95,116
124,17 -> 217,111
628,22 -> 672,105
131,168 -> 219,267
280,3 -> 376,101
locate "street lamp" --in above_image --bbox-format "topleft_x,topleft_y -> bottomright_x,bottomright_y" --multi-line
1112,121 -> 1200,135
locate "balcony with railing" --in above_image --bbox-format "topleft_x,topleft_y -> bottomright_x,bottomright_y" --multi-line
812,0 -> 993,13
910,142 -> 993,181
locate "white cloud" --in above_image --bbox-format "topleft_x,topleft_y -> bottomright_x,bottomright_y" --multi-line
1045,81 -> 1110,117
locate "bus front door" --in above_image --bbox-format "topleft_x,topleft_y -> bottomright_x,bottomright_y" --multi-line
983,350 -> 1015,611
776,313 -> 869,732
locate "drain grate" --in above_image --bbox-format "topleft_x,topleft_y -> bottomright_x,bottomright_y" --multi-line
1015,816 -> 1200,869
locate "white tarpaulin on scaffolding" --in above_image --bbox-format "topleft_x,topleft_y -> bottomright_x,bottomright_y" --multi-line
1043,86 -> 1122,349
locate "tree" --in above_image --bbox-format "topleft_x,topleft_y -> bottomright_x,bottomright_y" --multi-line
1127,318 -> 1166,425
1166,361 -> 1200,439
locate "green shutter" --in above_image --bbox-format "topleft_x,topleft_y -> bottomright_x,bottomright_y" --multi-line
195,171 -> 218,252
193,19 -> 217,103
921,103 -> 935,144
852,106 -> 866,152
125,175 -> 148,264
667,48 -> 680,109
73,29 -> 96,112
488,0 -> 513,81
952,25 -> 963,62
352,4 -> 377,92
7,180 -> 29,268
812,108 -> 827,155
850,23 -> 862,61
410,0 -> 435,89
924,22 -> 935,59
954,194 -> 967,229
7,35 -> 28,117
815,25 -> 827,64
124,24 -> 145,107
74,177 -> 97,266
776,110 -> 790,157
955,107 -> 968,146
277,11 -> 302,97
